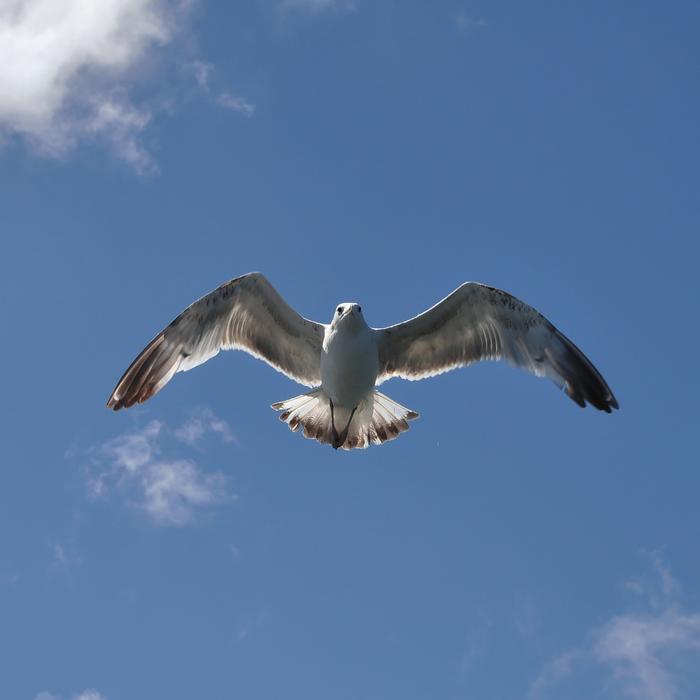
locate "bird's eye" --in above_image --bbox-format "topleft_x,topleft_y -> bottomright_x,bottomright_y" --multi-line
337,306 -> 343,314
358,306 -> 362,312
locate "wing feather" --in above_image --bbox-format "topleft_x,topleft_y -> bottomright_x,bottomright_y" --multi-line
375,282 -> 618,412
107,272 -> 325,410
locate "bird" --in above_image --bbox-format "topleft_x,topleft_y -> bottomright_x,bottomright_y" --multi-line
107,272 -> 618,450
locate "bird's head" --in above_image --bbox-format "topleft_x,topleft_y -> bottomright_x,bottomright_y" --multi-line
331,302 -> 366,330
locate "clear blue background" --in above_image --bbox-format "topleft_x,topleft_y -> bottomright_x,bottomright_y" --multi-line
2,2 -> 699,699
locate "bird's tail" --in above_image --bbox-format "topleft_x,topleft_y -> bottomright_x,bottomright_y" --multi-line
271,390 -> 419,450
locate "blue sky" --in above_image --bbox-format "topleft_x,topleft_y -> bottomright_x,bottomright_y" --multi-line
1,2 -> 699,699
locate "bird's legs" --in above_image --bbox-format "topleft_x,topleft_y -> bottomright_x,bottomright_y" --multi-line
336,407 -> 357,448
330,400 -> 357,450
329,399 -> 340,447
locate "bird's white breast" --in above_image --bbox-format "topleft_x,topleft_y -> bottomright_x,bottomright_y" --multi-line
321,325 -> 379,408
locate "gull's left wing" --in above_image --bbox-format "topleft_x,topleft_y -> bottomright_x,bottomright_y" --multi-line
375,282 -> 618,412
107,272 -> 325,410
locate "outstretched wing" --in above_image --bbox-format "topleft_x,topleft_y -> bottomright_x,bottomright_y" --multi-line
375,282 -> 618,412
107,272 -> 325,410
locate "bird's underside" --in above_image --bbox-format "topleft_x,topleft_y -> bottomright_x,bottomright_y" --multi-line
107,272 -> 618,450
271,390 -> 419,451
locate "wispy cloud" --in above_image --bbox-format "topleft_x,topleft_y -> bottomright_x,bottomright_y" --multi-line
84,91 -> 156,175
34,692 -> 105,700
593,555 -> 700,700
185,59 -> 214,90
52,543 -> 69,569
281,0 -> 355,15
184,61 -> 255,118
454,11 -> 487,32
174,407 -> 236,446
86,413 -> 232,525
235,610 -> 269,643
530,554 -> 700,700
216,91 -> 255,117
529,649 -> 584,699
73,691 -> 107,700
48,539 -> 82,580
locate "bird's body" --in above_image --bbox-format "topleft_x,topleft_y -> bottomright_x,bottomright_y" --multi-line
107,272 -> 618,449
321,304 -> 378,408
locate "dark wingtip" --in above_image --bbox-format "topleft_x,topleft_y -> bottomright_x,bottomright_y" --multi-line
555,330 -> 618,414
106,332 -> 178,413
106,394 -> 133,411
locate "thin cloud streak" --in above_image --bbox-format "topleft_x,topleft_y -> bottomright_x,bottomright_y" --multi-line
49,540 -> 82,576
216,91 -> 255,117
184,61 -> 255,118
454,11 -> 487,31
34,691 -> 105,700
281,0 -> 355,14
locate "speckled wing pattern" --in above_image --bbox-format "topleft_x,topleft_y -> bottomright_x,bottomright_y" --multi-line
375,282 -> 618,412
107,273 -> 325,411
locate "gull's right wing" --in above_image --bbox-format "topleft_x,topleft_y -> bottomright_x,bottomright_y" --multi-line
107,273 -> 325,410
375,282 -> 618,412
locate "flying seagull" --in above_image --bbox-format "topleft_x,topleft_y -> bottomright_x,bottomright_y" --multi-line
107,272 -> 618,450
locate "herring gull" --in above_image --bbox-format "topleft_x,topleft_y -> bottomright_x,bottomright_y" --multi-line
107,272 -> 618,449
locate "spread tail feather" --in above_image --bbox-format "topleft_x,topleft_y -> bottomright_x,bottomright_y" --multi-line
272,390 -> 419,450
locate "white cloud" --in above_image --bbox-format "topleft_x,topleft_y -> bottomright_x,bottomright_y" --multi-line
74,691 -> 107,700
531,556 -> 700,700
594,608 -> 700,700
87,415 -> 231,525
0,0 -> 186,171
174,407 -> 236,446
